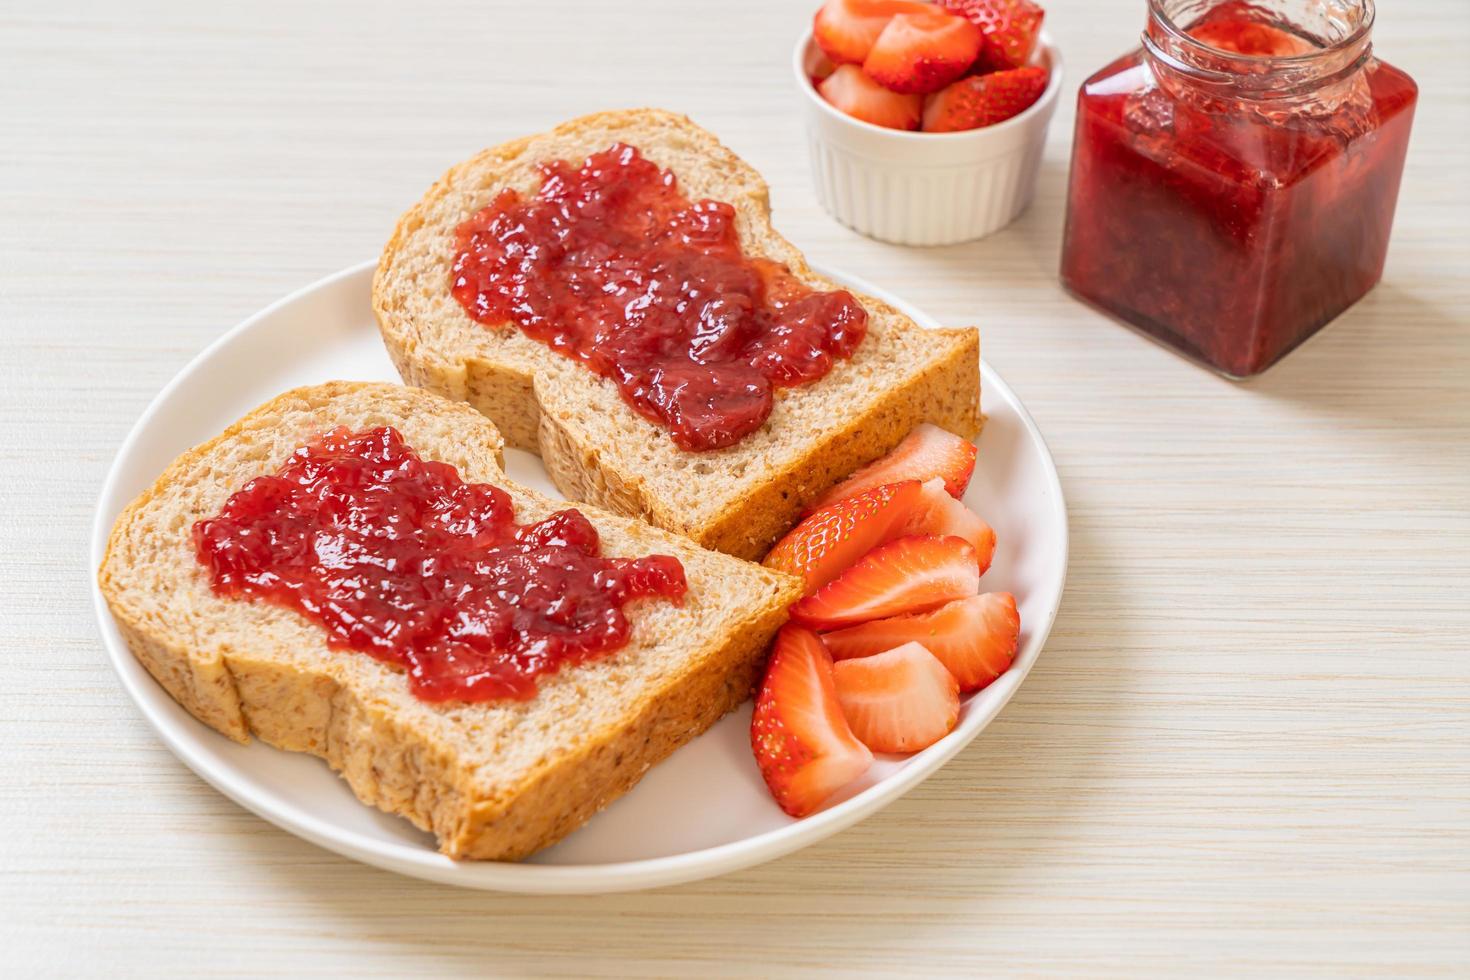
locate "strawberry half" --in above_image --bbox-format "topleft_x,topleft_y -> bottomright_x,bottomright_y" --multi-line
764,479 -> 925,592
813,0 -> 931,66
938,0 -> 1045,71
862,8 -> 984,95
818,64 -> 923,131
751,625 -> 874,817
823,592 -> 1020,692
922,65 -> 1048,133
903,478 -> 996,573
832,642 -> 960,753
810,423 -> 978,510
789,535 -> 981,630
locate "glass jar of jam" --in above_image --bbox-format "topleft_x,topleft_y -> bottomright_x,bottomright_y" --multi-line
1059,0 -> 1417,378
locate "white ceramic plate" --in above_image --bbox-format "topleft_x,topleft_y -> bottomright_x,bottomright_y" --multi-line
90,260 -> 1067,893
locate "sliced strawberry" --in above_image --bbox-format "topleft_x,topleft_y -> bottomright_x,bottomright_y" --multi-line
764,479 -> 924,593
832,642 -> 960,753
813,0 -> 931,66
861,8 -> 984,95
823,592 -> 1020,692
811,423 -> 978,510
1189,19 -> 1315,56
751,625 -> 874,817
901,478 -> 996,573
922,65 -> 1048,133
938,0 -> 1044,71
789,535 -> 980,630
810,50 -> 839,85
818,64 -> 923,130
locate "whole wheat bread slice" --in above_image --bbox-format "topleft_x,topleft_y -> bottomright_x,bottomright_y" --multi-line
374,108 -> 980,561
98,382 -> 802,860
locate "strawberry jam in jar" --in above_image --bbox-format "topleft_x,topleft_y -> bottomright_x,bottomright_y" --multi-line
1060,0 -> 1416,377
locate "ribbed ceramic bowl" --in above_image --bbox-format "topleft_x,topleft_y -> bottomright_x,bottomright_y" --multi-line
795,31 -> 1062,246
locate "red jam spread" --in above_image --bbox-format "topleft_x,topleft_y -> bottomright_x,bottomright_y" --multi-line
449,143 -> 868,450
193,426 -> 687,702
1060,1 -> 1417,377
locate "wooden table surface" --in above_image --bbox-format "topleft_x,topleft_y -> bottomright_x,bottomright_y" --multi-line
3,0 -> 1467,975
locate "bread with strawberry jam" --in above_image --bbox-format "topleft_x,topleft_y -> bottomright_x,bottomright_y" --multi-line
98,382 -> 802,860
373,109 -> 980,561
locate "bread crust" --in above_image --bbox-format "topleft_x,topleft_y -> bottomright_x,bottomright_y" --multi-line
99,382 -> 802,860
373,108 -> 981,561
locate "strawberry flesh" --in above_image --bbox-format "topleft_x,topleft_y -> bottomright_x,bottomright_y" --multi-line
832,642 -> 960,753
938,0 -> 1045,71
922,65 -> 1048,133
751,625 -> 874,817
809,50 -> 839,85
823,592 -> 1020,692
810,423 -> 977,510
789,534 -> 981,630
862,8 -> 984,95
818,64 -> 924,130
902,478 -> 996,572
813,0 -> 932,65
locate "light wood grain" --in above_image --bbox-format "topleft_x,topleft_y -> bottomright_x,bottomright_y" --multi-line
2,0 -> 1467,976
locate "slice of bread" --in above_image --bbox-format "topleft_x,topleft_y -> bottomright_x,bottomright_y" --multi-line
374,108 -> 980,562
98,382 -> 802,860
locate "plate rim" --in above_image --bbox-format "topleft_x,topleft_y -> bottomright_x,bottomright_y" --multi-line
89,258 -> 1068,893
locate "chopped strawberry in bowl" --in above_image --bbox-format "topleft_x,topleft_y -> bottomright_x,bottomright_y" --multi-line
922,65 -> 1050,133
796,0 -> 1062,244
808,0 -> 1051,132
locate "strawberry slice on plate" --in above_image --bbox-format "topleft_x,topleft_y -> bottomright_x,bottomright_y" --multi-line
922,65 -> 1048,133
832,642 -> 960,753
817,64 -> 923,131
764,479 -> 925,592
903,478 -> 995,573
789,535 -> 981,630
823,592 -> 1020,692
813,0 -> 930,66
810,423 -> 978,510
767,476 -> 993,593
862,7 -> 985,95
751,625 -> 874,817
938,0 -> 1045,71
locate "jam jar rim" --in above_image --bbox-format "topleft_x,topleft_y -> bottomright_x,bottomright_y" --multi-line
1141,0 -> 1376,99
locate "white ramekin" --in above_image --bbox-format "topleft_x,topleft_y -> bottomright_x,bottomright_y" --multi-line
795,30 -> 1062,246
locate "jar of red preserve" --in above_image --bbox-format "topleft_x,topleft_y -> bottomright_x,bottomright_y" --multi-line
1059,0 -> 1417,378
